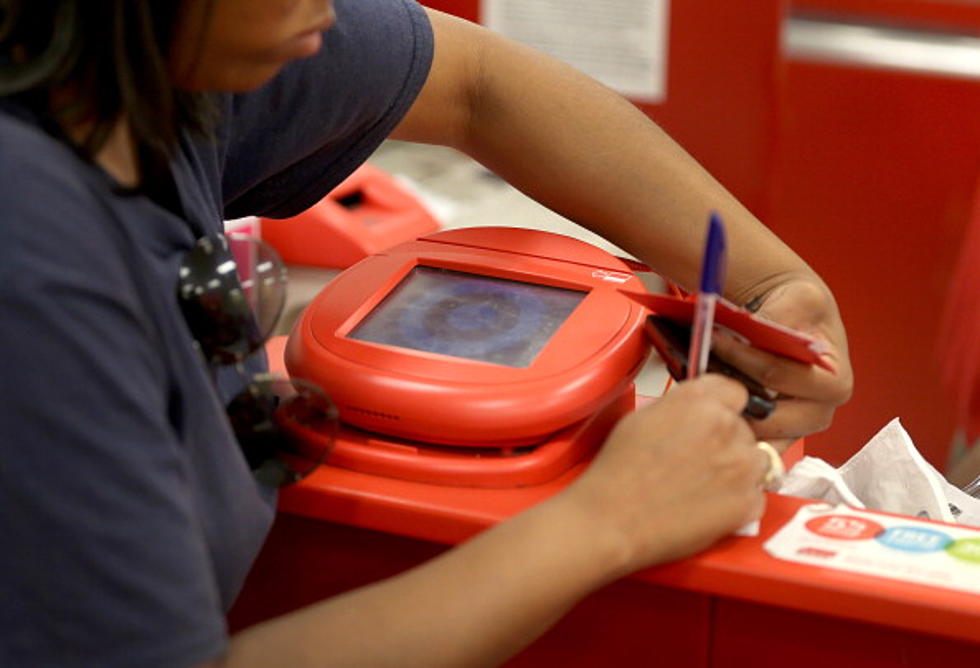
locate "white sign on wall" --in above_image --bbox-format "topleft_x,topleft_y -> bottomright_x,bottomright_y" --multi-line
481,0 -> 670,103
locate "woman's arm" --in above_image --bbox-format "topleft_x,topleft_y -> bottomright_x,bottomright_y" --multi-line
391,9 -> 853,447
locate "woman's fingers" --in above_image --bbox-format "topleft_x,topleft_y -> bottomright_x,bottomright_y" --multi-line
711,331 -> 848,407
707,283 -> 853,443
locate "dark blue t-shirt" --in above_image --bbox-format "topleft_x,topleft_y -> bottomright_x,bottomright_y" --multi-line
0,1 -> 432,665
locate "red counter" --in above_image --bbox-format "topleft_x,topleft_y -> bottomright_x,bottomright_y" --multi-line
229,344 -> 980,666
229,468 -> 980,666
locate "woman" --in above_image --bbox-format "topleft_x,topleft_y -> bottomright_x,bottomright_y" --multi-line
0,1 -> 852,666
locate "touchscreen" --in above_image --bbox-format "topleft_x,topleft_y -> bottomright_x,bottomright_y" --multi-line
349,266 -> 586,367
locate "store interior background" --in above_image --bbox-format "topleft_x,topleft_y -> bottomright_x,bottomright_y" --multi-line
287,0 -> 980,472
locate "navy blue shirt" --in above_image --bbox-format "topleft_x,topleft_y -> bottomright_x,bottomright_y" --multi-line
0,1 -> 432,665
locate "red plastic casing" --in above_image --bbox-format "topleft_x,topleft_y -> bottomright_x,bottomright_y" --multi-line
285,227 -> 651,447
261,164 -> 440,269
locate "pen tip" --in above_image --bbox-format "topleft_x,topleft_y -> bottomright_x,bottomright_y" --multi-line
709,210 -> 724,232
700,211 -> 726,294
707,211 -> 726,248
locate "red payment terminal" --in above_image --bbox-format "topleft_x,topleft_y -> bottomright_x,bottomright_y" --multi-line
286,227 -> 651,450
284,227 -> 656,486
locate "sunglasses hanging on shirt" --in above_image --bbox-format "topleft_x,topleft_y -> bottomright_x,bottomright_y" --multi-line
177,232 -> 338,488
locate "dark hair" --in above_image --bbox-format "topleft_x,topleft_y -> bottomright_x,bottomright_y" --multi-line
0,0 -> 215,195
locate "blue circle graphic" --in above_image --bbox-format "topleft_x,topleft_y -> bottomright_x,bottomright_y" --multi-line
447,302 -> 501,331
398,280 -> 545,359
875,526 -> 953,553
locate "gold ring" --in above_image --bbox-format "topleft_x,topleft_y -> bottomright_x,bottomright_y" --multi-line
756,441 -> 785,491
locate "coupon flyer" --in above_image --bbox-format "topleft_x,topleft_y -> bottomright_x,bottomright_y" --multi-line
764,503 -> 980,595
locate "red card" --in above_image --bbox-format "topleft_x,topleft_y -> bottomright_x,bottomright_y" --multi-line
620,290 -> 832,370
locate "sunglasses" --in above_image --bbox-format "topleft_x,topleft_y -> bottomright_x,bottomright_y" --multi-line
177,233 -> 338,487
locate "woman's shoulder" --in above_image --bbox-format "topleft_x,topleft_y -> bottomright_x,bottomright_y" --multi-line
0,116 -> 110,253
0,114 -> 149,322
0,109 -> 94,201
0,110 -> 120,257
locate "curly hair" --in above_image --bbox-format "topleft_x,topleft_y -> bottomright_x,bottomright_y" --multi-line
0,0 -> 215,193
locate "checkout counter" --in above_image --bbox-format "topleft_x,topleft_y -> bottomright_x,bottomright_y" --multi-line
229,482 -> 980,666
226,222 -> 980,666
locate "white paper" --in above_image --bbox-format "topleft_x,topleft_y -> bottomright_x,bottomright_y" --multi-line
481,0 -> 670,103
779,456 -> 866,508
778,418 -> 980,529
838,418 -> 955,523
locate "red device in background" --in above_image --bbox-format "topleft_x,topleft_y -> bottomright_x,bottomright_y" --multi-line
260,164 -> 441,269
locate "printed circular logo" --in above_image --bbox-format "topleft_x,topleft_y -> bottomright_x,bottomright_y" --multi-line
875,526 -> 952,552
946,538 -> 980,564
804,514 -> 884,540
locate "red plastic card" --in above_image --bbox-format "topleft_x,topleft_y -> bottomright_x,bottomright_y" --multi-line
619,290 -> 832,370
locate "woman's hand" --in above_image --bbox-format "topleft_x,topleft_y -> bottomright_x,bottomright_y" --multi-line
562,374 -> 771,576
713,278 -> 854,451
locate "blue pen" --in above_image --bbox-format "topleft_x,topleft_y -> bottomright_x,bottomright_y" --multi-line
687,212 -> 727,378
